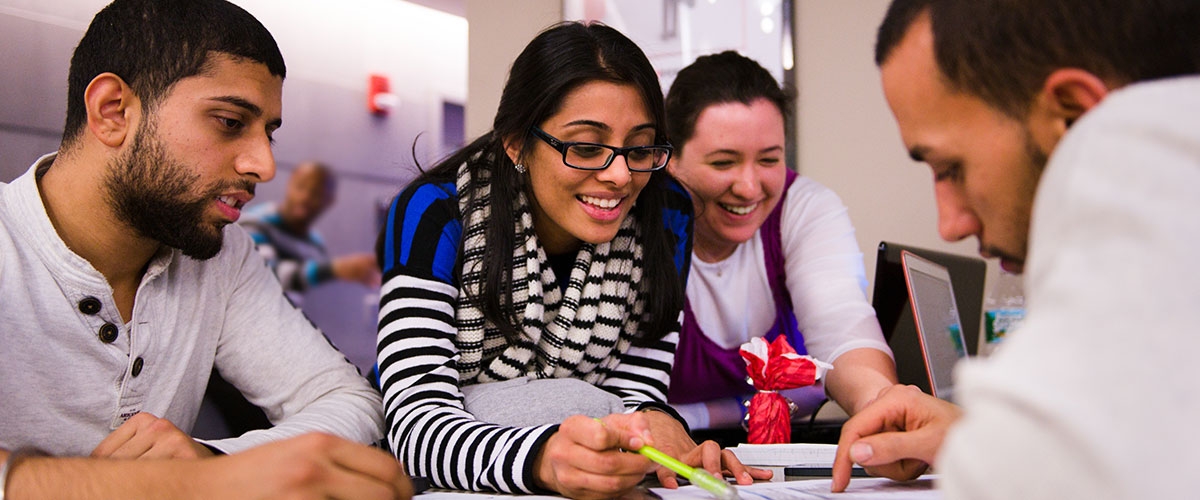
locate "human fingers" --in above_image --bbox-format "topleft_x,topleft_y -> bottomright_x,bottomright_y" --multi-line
861,460 -> 930,484
654,465 -> 680,489
717,448 -> 770,485
555,463 -> 649,499
831,385 -> 953,492
351,254 -> 381,277
231,435 -> 411,500
537,431 -> 647,499
849,387 -> 960,469
330,446 -> 412,500
319,466 -> 404,500
832,386 -> 912,492
333,254 -> 377,282
847,427 -> 943,469
693,440 -> 723,478
649,442 -> 744,489
836,429 -> 935,488
537,421 -> 652,497
91,413 -> 147,457
653,446 -> 770,489
92,413 -> 203,459
625,412 -> 695,488
652,443 -> 724,486
678,442 -> 769,486
323,435 -> 409,487
558,419 -> 652,477
322,456 -> 413,500
597,412 -> 653,450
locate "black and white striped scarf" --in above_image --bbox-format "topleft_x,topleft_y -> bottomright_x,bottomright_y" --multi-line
455,162 -> 646,385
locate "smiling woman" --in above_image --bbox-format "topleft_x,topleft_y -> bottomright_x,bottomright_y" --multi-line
663,51 -> 897,432
515,80 -> 662,254
374,21 -> 768,499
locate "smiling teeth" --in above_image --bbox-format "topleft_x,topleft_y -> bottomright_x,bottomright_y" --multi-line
721,203 -> 758,215
580,195 -> 620,209
217,196 -> 239,208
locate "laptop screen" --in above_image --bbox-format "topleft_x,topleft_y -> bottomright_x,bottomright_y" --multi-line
903,252 -> 969,401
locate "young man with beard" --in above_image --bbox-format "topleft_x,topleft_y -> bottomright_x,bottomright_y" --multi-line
830,1 -> 1200,498
0,1 -> 410,498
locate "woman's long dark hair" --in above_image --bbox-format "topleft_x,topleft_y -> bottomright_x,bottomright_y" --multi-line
394,21 -> 683,345
665,50 -> 793,154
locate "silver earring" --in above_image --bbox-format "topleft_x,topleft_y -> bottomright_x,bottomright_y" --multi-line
514,163 -> 527,174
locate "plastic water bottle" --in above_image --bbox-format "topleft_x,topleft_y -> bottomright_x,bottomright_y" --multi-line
982,271 -> 1025,356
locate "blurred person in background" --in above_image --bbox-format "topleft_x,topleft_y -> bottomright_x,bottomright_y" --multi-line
208,161 -> 382,435
241,160 -> 380,304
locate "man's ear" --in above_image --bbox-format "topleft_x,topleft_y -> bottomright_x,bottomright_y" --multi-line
84,73 -> 139,148
1026,68 -> 1110,153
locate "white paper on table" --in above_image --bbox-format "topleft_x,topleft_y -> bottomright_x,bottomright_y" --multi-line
651,476 -> 940,500
417,476 -> 939,499
418,492 -> 567,499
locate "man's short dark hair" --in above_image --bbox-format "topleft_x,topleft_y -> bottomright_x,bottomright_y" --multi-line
62,0 -> 286,148
875,0 -> 1200,118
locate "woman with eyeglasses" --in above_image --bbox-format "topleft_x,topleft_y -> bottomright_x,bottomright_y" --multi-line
375,23 -> 766,499
664,52 -> 897,431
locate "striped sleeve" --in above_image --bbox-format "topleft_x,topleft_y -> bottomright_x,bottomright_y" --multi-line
600,179 -> 694,416
601,330 -> 682,410
376,180 -> 557,493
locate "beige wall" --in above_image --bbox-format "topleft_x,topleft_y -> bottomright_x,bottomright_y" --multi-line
794,0 -> 997,296
465,0 -> 562,138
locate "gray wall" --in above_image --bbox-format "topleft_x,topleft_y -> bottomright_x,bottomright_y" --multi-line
0,7 -> 78,181
1,0 -> 468,373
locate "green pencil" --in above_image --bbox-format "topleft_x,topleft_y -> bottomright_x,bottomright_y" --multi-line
638,445 -> 741,500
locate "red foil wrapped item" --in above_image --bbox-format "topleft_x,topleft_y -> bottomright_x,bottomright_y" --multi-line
739,336 -> 832,444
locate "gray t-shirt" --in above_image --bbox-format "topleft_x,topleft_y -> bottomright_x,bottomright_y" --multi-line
0,154 -> 383,455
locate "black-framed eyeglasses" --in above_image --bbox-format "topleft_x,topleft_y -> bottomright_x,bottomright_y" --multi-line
530,126 -> 672,172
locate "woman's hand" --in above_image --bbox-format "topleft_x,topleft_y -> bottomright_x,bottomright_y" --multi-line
533,414 -> 655,499
639,409 -> 773,488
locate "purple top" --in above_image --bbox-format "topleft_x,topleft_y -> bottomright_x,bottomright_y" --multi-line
668,170 -> 805,404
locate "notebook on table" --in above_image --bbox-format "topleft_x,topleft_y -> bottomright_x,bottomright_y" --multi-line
728,443 -> 867,478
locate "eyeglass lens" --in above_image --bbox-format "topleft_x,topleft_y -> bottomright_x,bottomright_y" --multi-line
565,144 -> 670,171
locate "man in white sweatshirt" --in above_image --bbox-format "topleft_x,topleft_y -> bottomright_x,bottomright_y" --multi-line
832,1 -> 1200,499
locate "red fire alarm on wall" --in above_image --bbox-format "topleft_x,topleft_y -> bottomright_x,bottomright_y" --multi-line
368,74 -> 399,116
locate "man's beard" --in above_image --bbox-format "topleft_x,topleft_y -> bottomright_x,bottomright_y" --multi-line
980,129 -> 1049,270
103,119 -> 251,260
